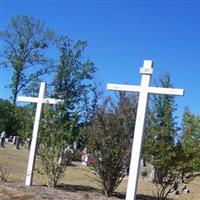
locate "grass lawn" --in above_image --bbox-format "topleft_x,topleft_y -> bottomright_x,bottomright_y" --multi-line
1,143 -> 200,200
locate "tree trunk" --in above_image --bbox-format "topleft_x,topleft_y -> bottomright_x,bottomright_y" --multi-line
12,72 -> 21,105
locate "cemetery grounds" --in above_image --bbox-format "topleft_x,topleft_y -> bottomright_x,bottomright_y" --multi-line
0,143 -> 200,200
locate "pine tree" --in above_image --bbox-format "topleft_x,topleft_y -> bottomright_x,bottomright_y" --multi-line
179,107 -> 200,174
144,73 -> 179,199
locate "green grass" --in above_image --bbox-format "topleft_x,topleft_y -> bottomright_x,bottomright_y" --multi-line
1,143 -> 200,200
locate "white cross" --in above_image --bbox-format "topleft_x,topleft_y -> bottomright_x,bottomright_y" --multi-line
107,60 -> 184,200
17,82 -> 64,186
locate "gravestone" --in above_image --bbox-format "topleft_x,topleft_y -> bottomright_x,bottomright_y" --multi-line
73,141 -> 77,150
149,164 -> 155,182
27,138 -> 32,151
182,185 -> 190,193
107,60 -> 184,200
0,131 -> 6,147
177,173 -> 184,183
171,180 -> 179,195
12,136 -> 17,145
81,148 -> 88,166
15,136 -> 22,149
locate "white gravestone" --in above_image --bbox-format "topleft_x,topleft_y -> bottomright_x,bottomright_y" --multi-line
107,60 -> 184,200
17,82 -> 63,186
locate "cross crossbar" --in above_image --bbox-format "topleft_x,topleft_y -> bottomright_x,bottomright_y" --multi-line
107,83 -> 184,96
17,96 -> 64,104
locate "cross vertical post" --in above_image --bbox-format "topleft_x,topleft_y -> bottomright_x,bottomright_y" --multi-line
125,61 -> 153,200
107,60 -> 184,200
25,82 -> 45,186
17,82 -> 63,186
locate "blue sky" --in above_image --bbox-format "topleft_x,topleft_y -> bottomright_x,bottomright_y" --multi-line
1,0 -> 200,120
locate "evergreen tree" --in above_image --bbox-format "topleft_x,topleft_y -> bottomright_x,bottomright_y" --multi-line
178,107 -> 200,174
144,73 -> 179,199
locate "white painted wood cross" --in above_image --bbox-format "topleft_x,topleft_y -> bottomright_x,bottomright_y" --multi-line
107,60 -> 184,200
17,82 -> 63,186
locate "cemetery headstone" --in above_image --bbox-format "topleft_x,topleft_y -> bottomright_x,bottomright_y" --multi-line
27,138 -> 32,150
5,138 -> 9,144
12,136 -> 17,145
15,136 -> 19,149
182,184 -> 190,193
73,141 -> 77,150
171,180 -> 179,195
81,148 -> 88,166
177,173 -> 184,183
8,136 -> 13,143
148,164 -> 155,182
0,131 -> 6,147
16,136 -> 22,149
107,60 -> 184,200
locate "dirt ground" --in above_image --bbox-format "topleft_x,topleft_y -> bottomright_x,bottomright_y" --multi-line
0,182 -> 122,200
0,182 -> 167,200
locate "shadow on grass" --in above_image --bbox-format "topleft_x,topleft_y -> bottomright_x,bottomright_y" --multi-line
56,183 -> 102,193
137,194 -> 165,200
56,184 -> 165,200
113,193 -> 167,200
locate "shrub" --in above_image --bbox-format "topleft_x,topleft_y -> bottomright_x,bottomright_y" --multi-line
85,93 -> 137,197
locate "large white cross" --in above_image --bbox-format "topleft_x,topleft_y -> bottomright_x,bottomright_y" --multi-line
17,82 -> 63,186
107,60 -> 184,200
